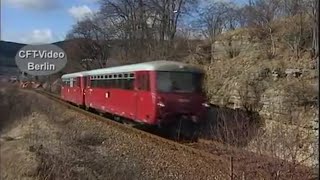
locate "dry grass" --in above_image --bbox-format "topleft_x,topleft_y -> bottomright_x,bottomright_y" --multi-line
0,84 -> 317,180
0,86 -> 229,180
0,86 -> 140,180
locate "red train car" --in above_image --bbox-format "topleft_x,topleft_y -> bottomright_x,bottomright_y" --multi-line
61,72 -> 86,106
61,61 -> 209,135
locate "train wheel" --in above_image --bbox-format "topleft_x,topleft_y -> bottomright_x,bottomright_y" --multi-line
114,116 -> 122,123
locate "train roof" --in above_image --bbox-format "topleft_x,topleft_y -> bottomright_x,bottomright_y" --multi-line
61,71 -> 87,79
62,60 -> 203,78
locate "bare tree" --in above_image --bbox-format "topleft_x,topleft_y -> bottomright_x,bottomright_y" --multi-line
145,0 -> 197,56
66,15 -> 112,69
242,0 -> 282,58
197,2 -> 238,63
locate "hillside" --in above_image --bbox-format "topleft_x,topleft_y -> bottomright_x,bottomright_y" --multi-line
0,40 -> 89,77
0,41 -> 26,67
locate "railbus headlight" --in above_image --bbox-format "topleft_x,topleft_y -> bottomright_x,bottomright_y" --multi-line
157,102 -> 165,107
202,102 -> 210,107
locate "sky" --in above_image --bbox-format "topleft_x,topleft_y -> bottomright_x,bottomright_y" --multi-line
0,0 -> 247,44
1,0 -> 99,44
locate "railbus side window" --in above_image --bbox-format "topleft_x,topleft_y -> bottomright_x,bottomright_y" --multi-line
70,78 -> 74,87
90,76 -> 96,88
123,73 -> 133,90
74,77 -> 80,87
87,76 -> 91,87
62,79 -> 66,86
129,73 -> 135,90
74,78 -> 77,87
125,79 -> 133,90
65,80 -> 70,87
83,76 -> 86,87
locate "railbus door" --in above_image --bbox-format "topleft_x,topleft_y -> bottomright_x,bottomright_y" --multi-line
84,76 -> 92,108
80,76 -> 86,106
135,71 -> 154,124
74,77 -> 82,105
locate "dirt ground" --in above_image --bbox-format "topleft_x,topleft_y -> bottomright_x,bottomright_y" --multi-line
0,85 -> 317,180
0,86 -> 230,180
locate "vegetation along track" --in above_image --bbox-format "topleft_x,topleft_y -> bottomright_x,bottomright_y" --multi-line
34,89 -> 316,180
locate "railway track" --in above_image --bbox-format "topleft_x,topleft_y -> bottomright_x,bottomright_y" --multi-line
34,89 -> 226,159
34,89 -> 316,180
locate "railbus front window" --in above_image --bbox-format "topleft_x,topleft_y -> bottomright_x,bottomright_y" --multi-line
156,72 -> 203,93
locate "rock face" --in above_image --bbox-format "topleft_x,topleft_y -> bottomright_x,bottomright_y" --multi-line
51,79 -> 62,94
42,79 -> 62,94
195,40 -> 318,167
204,70 -> 318,167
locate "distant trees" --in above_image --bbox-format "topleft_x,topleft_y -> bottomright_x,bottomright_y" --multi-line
96,0 -> 197,60
65,0 -> 318,64
65,14 -> 113,69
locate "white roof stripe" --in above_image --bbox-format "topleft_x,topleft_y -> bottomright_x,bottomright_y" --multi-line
61,60 -> 203,79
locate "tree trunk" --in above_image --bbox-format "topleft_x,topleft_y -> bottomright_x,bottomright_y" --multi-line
312,0 -> 319,60
211,41 -> 215,64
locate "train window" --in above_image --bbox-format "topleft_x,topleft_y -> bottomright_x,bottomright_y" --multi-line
129,73 -> 134,78
105,79 -> 110,88
104,75 -> 107,79
110,79 -> 115,88
74,77 -> 79,87
119,74 -> 123,78
118,79 -> 123,89
107,80 -> 110,87
124,79 -> 134,90
90,80 -> 95,87
99,80 -> 104,87
120,79 -> 124,89
124,74 -> 128,78
114,79 -> 118,88
63,80 -> 68,86
119,79 -> 123,88
94,80 -> 98,87
122,79 -> 127,89
87,77 -> 91,87
70,78 -> 74,87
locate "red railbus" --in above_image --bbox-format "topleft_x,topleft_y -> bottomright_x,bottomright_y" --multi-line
61,72 -> 86,106
61,61 -> 209,136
